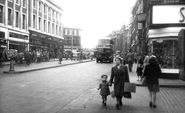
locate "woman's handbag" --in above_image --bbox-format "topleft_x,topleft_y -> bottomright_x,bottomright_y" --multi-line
123,92 -> 132,99
110,85 -> 115,98
141,76 -> 147,85
124,82 -> 136,93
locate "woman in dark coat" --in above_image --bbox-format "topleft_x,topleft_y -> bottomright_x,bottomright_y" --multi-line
109,57 -> 130,109
143,57 -> 161,108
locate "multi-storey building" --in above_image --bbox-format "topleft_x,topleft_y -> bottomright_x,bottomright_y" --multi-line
130,0 -> 185,79
63,27 -> 81,52
0,0 -> 29,60
28,0 -> 63,54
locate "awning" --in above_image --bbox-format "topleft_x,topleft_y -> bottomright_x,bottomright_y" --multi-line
148,27 -> 185,38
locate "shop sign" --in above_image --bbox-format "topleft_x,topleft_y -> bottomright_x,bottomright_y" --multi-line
179,7 -> 185,22
152,5 -> 185,24
137,13 -> 146,22
9,32 -> 28,40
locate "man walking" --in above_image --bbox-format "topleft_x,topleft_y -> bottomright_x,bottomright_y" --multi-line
126,50 -> 134,72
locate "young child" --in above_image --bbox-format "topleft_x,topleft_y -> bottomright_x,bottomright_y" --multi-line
98,74 -> 110,106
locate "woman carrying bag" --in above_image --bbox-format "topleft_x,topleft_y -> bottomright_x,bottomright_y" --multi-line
109,57 -> 130,109
143,57 -> 161,108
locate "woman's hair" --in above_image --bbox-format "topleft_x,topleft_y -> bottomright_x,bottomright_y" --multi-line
149,57 -> 158,65
115,57 -> 122,63
101,74 -> 108,79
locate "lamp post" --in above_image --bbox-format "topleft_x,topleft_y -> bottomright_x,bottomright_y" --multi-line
71,28 -> 74,53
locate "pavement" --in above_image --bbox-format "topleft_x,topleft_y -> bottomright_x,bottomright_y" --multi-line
0,59 -> 185,113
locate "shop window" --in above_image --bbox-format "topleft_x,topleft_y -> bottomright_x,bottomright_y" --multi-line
0,5 -> 3,23
153,40 -> 178,69
15,11 -> 19,28
22,14 -> 26,29
33,15 -> 36,28
8,8 -> 12,26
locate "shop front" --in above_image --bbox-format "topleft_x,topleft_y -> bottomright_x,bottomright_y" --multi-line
29,30 -> 63,58
8,30 -> 29,52
147,4 -> 185,79
0,27 -> 8,62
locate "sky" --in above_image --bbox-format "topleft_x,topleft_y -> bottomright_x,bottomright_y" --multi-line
55,0 -> 136,48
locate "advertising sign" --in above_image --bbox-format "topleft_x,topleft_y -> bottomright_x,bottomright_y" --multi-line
152,5 -> 185,24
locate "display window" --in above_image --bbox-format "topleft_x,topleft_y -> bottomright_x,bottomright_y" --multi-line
153,40 -> 178,69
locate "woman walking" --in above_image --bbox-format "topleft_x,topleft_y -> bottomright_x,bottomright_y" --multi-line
109,57 -> 130,109
143,57 -> 161,108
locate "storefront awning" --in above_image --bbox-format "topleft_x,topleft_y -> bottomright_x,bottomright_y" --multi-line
148,27 -> 185,38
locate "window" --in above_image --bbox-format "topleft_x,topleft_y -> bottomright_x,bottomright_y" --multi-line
16,0 -> 20,5
76,31 -> 79,36
52,10 -> 55,18
48,21 -> 50,33
56,25 -> 58,35
8,0 -> 13,2
8,8 -> 12,25
0,5 -> 3,23
44,19 -> 46,32
38,17 -> 41,30
22,14 -> 26,29
48,7 -> 51,16
59,27 -> 61,36
67,30 -> 70,35
52,23 -> 54,34
15,11 -> 19,27
56,12 -> 58,20
39,1 -> 41,12
33,0 -> 36,8
33,15 -> 36,28
22,0 -> 26,8
44,4 -> 47,14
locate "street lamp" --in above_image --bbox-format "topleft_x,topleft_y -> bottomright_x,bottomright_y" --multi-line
71,28 -> 73,52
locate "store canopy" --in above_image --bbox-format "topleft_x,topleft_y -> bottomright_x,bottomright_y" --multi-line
148,27 -> 185,38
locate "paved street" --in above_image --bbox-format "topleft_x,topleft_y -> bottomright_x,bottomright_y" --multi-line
0,60 -> 185,113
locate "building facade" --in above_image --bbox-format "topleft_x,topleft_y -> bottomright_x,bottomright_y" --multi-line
28,0 -> 63,54
0,0 -> 64,61
63,27 -> 81,53
130,0 -> 185,79
0,0 -> 29,61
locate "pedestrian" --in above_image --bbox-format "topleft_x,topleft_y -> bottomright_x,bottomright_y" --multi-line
126,50 -> 134,72
98,74 -> 110,106
142,57 -> 161,108
24,51 -> 31,65
136,56 -> 143,81
58,51 -> 63,64
109,57 -> 130,109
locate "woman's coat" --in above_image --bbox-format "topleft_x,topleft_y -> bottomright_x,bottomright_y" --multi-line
109,65 -> 129,96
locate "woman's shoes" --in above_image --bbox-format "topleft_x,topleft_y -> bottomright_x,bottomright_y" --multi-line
152,104 -> 157,108
102,101 -> 106,106
116,104 -> 120,109
149,101 -> 157,108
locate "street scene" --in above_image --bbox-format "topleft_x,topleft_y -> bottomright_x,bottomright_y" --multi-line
1,0 -> 185,113
0,59 -> 185,113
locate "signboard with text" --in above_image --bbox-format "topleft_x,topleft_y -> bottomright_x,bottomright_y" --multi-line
152,5 -> 185,24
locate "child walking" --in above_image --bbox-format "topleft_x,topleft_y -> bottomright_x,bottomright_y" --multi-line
98,74 -> 110,106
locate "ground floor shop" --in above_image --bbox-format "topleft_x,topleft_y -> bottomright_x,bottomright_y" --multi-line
147,27 -> 185,78
29,30 -> 63,58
